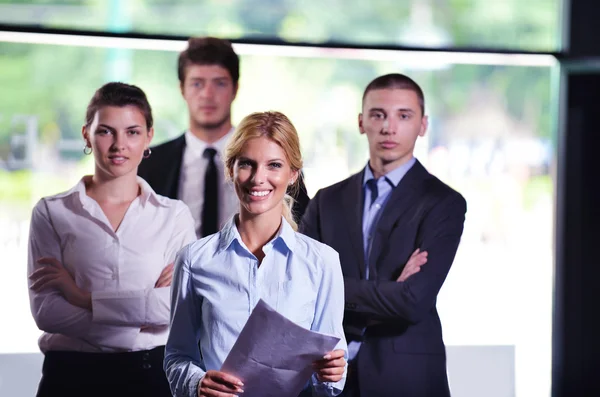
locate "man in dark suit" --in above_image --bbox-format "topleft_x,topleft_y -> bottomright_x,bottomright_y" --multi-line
139,37 -> 309,238
300,73 -> 467,396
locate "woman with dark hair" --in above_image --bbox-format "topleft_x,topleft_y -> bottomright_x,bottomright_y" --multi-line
27,82 -> 196,397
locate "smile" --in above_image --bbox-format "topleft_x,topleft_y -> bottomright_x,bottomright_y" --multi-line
108,156 -> 128,164
249,190 -> 271,197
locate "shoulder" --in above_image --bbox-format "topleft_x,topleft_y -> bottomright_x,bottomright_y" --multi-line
182,233 -> 221,269
152,193 -> 189,213
293,232 -> 341,272
313,171 -> 362,201
421,173 -> 466,210
35,185 -> 79,212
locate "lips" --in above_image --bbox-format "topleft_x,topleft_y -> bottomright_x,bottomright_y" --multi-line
108,155 -> 128,165
380,141 -> 398,149
199,106 -> 217,112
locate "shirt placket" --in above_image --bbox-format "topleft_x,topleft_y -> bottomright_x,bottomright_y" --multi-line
111,234 -> 120,283
248,256 -> 259,313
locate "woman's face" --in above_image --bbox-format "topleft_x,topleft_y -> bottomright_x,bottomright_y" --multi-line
83,105 -> 153,180
233,136 -> 298,219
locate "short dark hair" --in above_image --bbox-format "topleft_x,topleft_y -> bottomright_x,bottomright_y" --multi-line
85,82 -> 153,129
362,73 -> 425,115
177,37 -> 240,85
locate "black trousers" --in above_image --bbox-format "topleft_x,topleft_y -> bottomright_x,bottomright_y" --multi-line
37,346 -> 172,397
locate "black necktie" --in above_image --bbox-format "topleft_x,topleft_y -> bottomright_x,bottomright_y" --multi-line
201,148 -> 219,237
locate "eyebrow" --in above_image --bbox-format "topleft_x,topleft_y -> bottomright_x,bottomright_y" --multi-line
238,157 -> 285,162
97,124 -> 141,130
189,77 -> 229,82
369,107 -> 416,113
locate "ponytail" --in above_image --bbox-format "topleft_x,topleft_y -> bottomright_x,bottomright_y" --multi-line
282,194 -> 298,231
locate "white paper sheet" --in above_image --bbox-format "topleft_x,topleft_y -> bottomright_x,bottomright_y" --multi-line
220,299 -> 340,397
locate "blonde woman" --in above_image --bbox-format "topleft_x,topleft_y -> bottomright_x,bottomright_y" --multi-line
165,111 -> 347,397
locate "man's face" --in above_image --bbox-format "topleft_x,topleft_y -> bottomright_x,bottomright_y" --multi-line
181,64 -> 238,130
359,88 -> 427,170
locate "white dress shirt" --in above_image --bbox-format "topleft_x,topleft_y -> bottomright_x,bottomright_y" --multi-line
28,176 -> 196,353
178,128 -> 239,238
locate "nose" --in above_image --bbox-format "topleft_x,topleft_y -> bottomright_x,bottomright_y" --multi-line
381,117 -> 397,135
200,83 -> 215,98
111,132 -> 126,151
251,165 -> 267,185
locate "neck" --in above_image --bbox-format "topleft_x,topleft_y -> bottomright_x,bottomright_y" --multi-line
236,209 -> 282,257
189,118 -> 232,144
87,170 -> 140,204
369,154 -> 414,179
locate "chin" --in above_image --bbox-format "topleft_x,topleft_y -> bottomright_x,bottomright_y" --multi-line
242,202 -> 281,218
102,166 -> 137,179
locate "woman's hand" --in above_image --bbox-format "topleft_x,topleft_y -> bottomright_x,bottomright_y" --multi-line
313,349 -> 346,383
29,257 -> 91,310
198,370 -> 244,396
155,263 -> 174,288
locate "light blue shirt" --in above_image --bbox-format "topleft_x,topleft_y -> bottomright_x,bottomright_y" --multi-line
362,157 -> 416,279
347,157 -> 416,361
164,216 -> 348,397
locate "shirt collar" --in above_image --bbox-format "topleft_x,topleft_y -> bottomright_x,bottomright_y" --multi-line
362,156 -> 417,188
50,176 -> 169,208
137,176 -> 170,207
184,126 -> 235,158
218,215 -> 296,254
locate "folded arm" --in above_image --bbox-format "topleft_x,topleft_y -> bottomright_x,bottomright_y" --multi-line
92,202 -> 196,327
345,194 -> 467,324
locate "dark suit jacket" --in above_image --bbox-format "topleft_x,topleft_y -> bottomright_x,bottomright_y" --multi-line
300,160 -> 467,397
138,134 -> 310,224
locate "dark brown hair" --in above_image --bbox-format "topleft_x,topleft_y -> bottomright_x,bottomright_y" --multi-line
177,37 -> 240,84
363,73 -> 425,115
84,82 -> 153,129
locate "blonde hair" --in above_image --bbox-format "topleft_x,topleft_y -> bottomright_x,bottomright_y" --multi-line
225,111 -> 303,231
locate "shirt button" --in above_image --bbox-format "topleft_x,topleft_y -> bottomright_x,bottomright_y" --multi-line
142,363 -> 151,370
375,204 -> 381,209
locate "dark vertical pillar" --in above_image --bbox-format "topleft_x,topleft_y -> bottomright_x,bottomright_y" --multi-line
553,2 -> 600,396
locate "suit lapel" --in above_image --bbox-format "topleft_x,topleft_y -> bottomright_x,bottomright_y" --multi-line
370,160 -> 430,276
341,170 -> 367,279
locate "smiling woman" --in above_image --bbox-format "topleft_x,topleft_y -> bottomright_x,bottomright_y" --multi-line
164,111 -> 348,397
225,111 -> 302,232
27,82 -> 196,397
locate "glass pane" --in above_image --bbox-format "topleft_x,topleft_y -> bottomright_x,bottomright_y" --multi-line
0,0 -> 562,52
0,37 -> 555,397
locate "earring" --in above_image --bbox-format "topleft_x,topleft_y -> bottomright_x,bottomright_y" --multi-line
83,146 -> 92,155
289,180 -> 294,186
143,148 -> 152,159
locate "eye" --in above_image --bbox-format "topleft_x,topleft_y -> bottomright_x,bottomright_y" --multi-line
370,112 -> 385,120
96,128 -> 111,135
127,130 -> 141,135
400,113 -> 410,120
237,160 -> 252,168
268,162 -> 283,169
